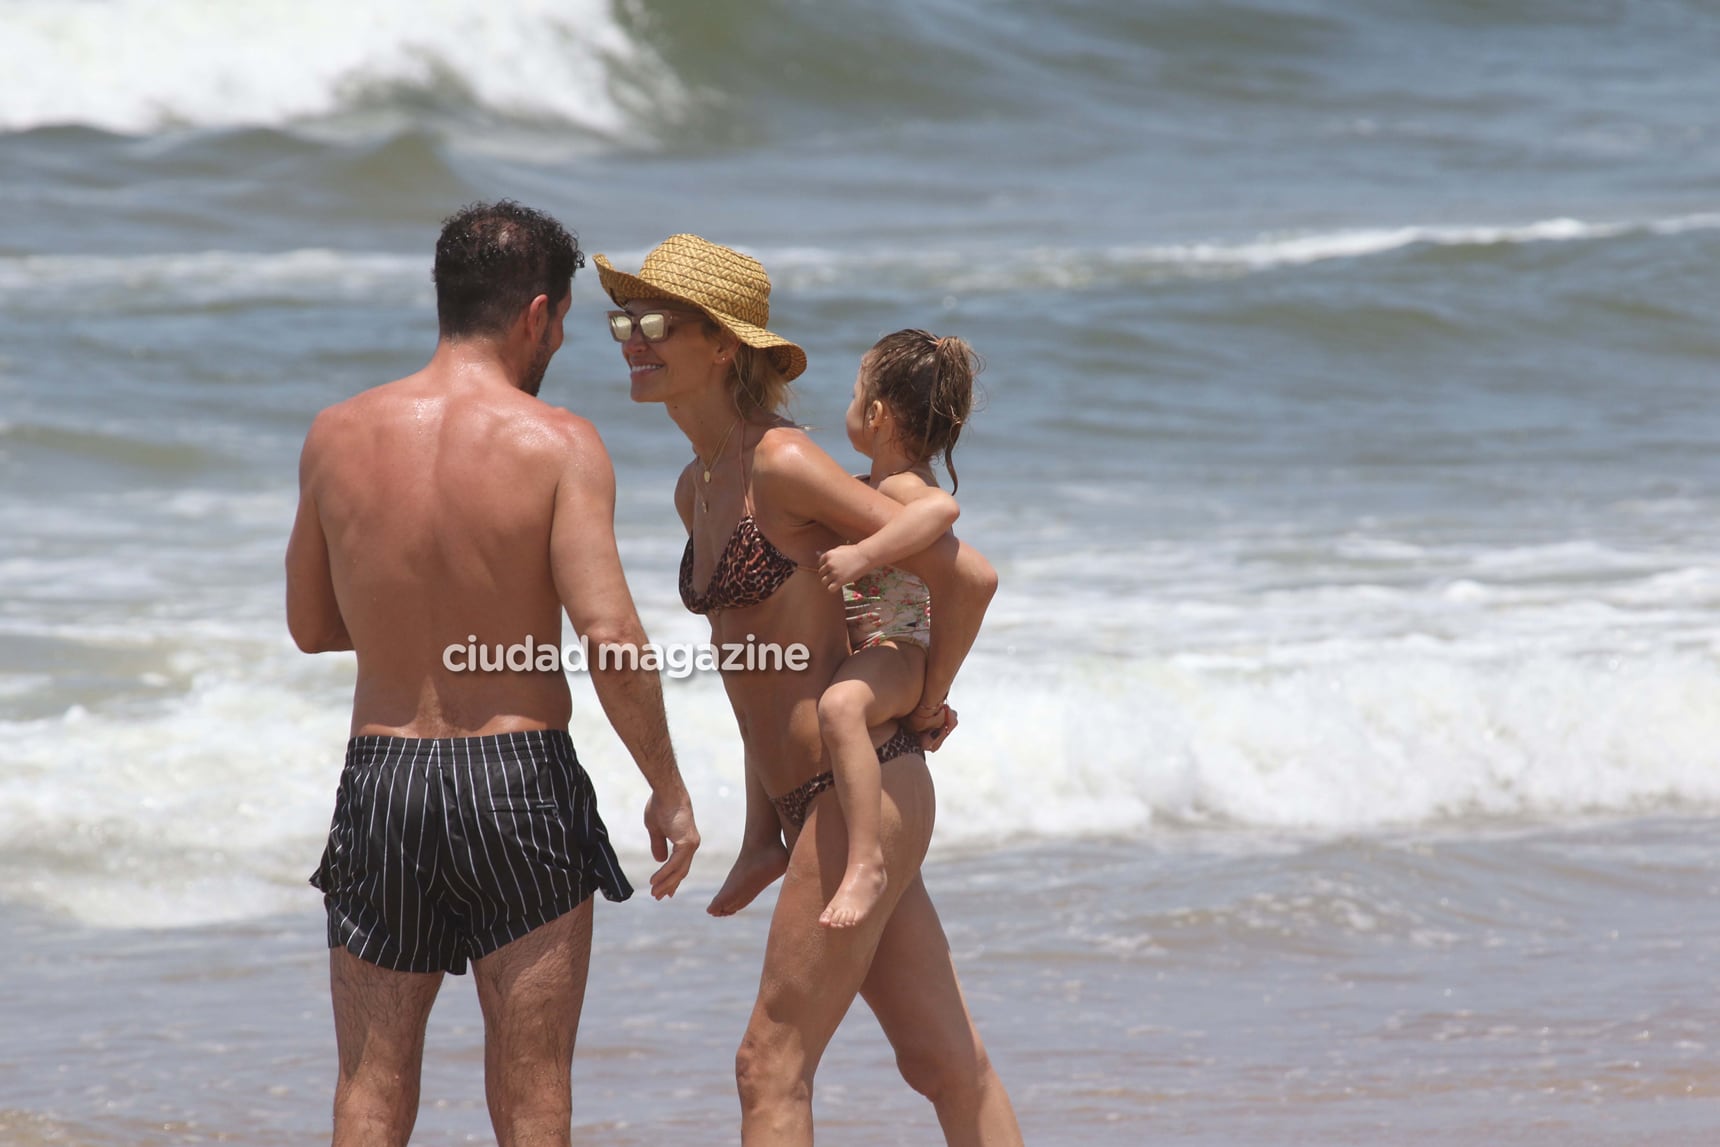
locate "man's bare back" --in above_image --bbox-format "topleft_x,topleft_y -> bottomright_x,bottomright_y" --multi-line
291,353 -> 616,738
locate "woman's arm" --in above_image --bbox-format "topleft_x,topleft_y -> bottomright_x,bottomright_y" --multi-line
754,431 -> 941,559
816,480 -> 959,590
901,535 -> 997,723
757,431 -> 995,720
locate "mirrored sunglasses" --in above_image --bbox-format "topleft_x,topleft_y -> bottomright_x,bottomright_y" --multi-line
607,310 -> 695,343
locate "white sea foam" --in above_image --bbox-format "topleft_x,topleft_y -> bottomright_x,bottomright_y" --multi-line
6,212 -> 1714,312
953,647 -> 1720,837
4,632 -> 1718,929
5,482 -> 1720,928
0,0 -> 662,134
756,212 -> 1720,293
1102,212 -> 1720,277
1123,217 -> 1612,270
0,250 -> 430,309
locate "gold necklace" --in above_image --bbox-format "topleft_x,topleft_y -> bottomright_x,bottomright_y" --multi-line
697,418 -> 741,512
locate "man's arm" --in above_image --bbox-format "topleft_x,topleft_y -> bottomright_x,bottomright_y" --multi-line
285,416 -> 353,654
549,416 -> 699,898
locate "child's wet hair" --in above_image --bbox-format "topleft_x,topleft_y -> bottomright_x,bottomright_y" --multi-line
863,329 -> 981,492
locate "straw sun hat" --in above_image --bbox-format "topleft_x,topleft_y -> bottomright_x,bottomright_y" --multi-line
594,234 -> 807,381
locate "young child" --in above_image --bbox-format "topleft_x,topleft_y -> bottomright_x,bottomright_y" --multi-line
812,328 -> 981,928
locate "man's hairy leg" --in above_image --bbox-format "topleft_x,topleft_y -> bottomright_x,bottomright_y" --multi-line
472,900 -> 595,1147
330,949 -> 444,1147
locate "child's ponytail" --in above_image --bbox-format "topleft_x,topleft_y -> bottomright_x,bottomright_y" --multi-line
865,329 -> 982,492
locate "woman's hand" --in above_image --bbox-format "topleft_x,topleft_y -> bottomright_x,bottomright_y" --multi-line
817,543 -> 873,593
907,700 -> 957,751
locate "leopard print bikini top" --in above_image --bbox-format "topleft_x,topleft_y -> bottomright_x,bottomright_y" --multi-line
679,425 -> 799,615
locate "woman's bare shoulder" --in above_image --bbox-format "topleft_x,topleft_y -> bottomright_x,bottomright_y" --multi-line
749,422 -> 891,531
751,422 -> 832,479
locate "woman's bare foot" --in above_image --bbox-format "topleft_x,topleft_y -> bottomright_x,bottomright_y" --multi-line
820,862 -> 888,928
707,842 -> 791,916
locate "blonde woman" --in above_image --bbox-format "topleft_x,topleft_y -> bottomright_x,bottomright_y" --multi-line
597,235 -> 1023,1145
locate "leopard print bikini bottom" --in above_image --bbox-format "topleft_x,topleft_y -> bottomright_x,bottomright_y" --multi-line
769,725 -> 923,829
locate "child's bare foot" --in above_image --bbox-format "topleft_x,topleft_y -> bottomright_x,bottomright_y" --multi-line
820,863 -> 888,928
707,843 -> 790,916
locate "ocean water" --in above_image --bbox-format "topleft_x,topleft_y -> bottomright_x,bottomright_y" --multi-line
2,0 -> 1719,1142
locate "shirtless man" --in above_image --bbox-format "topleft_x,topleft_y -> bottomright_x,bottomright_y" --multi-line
286,200 -> 699,1147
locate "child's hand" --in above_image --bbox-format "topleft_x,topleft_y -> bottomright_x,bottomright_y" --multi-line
817,544 -> 873,593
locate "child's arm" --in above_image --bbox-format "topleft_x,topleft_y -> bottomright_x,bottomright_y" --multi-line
817,479 -> 959,591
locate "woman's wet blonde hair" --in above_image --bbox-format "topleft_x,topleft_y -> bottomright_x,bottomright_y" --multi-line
728,341 -> 793,418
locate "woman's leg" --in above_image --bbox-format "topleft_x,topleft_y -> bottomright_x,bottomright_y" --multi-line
816,643 -> 925,927
735,754 -> 936,1145
861,877 -> 1025,1147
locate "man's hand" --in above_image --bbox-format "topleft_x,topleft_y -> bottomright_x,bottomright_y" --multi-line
906,702 -> 957,752
643,789 -> 700,899
817,544 -> 873,594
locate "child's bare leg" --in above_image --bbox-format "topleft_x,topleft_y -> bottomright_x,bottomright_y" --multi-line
710,762 -> 791,917
815,642 -> 925,928
818,675 -> 886,927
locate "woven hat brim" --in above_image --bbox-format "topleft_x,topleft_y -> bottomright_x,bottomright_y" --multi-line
595,255 -> 807,382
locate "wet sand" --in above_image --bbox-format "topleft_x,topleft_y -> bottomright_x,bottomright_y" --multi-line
5,823 -> 1718,1145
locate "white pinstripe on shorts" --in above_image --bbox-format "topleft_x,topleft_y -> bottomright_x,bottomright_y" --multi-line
310,729 -> 633,974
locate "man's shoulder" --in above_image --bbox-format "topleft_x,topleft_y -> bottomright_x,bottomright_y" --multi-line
514,405 -> 607,482
303,375 -> 416,438
302,378 -> 602,483
530,401 -> 599,443
300,391 -> 369,459
360,376 -> 599,446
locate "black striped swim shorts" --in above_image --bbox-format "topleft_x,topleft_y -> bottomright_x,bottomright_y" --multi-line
309,729 -> 634,974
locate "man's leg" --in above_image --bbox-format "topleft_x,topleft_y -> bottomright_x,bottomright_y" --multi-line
471,899 -> 595,1147
330,948 -> 445,1147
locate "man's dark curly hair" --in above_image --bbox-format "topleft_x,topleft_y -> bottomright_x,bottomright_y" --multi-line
433,200 -> 584,339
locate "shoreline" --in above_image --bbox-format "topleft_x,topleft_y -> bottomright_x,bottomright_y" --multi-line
6,822 -> 1718,1144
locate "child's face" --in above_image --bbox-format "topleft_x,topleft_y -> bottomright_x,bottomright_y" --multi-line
845,360 -> 876,456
